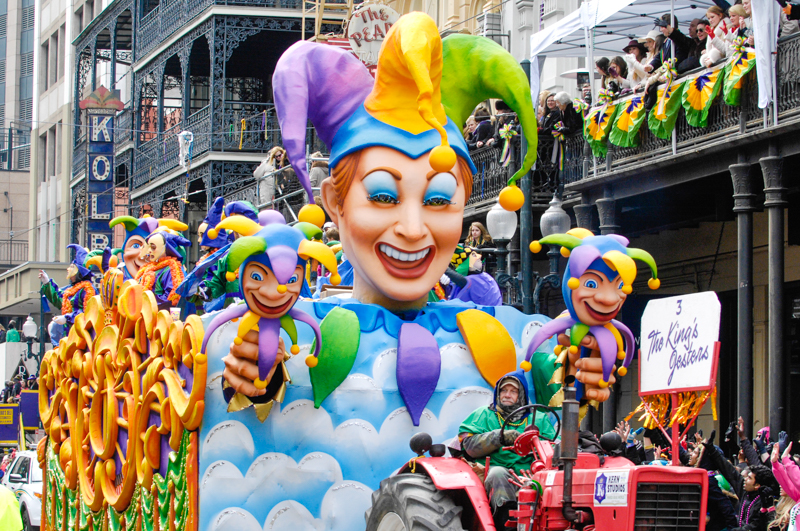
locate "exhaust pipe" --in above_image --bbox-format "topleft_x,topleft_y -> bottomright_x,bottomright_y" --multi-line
560,378 -> 580,524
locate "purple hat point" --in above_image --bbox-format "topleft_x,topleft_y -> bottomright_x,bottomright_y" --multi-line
397,323 -> 441,426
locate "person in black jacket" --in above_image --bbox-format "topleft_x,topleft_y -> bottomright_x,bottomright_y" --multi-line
468,107 -> 495,150
653,14 -> 696,73
553,92 -> 583,136
538,94 -> 561,135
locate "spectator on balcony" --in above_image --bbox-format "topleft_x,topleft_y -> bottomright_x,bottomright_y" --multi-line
492,100 -> 519,145
538,94 -> 561,135
469,107 -> 496,150
681,19 -> 710,71
537,90 -> 552,120
463,115 -> 477,141
554,92 -> 583,135
650,14 -> 694,73
700,6 -> 732,67
608,56 -> 632,91
623,39 -> 649,85
5,321 -> 19,343
728,5 -> 749,43
742,0 -> 754,45
595,57 -> 616,92
308,152 -> 328,191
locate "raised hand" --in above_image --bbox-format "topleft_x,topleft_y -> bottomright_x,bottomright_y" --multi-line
772,442 -> 780,464
222,330 -> 287,397
783,441 -> 793,462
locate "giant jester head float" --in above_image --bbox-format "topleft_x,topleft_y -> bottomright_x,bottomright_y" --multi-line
522,228 -> 660,395
200,214 -> 340,419
272,12 -> 538,309
109,216 -> 188,277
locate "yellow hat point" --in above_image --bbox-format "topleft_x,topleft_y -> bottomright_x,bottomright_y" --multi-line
429,145 -> 457,173
290,344 -> 300,355
499,186 -> 524,211
622,285 -> 633,295
254,378 -> 268,390
529,241 -> 542,253
520,360 -> 532,372
298,204 -> 326,228
207,229 -> 218,240
617,350 -> 626,360
569,345 -> 578,355
617,366 -> 628,377
226,272 -> 237,282
305,355 -> 318,368
554,345 -> 563,355
277,284 -> 287,294
648,277 -> 661,290
598,379 -> 609,389
567,277 -> 580,290
330,273 -> 341,286
560,247 -> 571,258
234,337 -> 243,346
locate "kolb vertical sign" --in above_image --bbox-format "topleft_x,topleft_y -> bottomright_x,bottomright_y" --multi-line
79,87 -> 124,250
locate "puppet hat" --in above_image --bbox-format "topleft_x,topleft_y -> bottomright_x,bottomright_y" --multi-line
67,244 -> 92,280
201,197 -> 228,248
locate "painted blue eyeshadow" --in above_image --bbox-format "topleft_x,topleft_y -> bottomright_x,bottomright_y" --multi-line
424,173 -> 457,202
362,170 -> 399,199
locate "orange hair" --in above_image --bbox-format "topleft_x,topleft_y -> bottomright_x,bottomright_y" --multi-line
330,151 -> 474,207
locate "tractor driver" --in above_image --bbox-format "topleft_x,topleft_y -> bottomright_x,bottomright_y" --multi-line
458,369 -> 556,528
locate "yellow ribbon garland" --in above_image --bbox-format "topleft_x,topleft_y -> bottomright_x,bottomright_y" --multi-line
239,119 -> 246,150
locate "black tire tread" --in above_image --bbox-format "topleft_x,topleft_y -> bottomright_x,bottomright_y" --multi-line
365,474 -> 466,531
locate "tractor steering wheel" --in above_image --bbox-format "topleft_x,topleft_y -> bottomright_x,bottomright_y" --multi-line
499,404 -> 561,444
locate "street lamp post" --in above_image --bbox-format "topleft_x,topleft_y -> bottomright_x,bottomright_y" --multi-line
533,195 -> 572,315
485,201 -> 520,303
21,316 -> 39,375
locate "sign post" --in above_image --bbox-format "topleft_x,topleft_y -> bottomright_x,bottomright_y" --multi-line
638,291 -> 721,465
79,86 -> 124,250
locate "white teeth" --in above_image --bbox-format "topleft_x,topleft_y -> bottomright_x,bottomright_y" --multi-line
380,244 -> 430,262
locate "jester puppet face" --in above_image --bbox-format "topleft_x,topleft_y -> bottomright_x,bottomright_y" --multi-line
124,236 -> 148,272
140,233 -> 167,263
66,263 -> 80,283
522,229 -> 660,387
241,261 -> 304,318
271,12 -> 539,308
109,216 -> 188,277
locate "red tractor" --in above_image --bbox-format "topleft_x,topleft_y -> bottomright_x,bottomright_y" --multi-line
366,384 -> 708,531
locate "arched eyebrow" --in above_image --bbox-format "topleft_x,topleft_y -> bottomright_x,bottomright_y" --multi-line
362,167 -> 401,180
585,270 -> 622,284
425,170 -> 456,181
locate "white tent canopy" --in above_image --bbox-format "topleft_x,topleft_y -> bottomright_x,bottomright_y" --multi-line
530,0 -> 781,114
532,0 -> 717,59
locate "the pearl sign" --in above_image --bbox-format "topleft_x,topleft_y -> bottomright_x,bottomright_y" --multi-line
346,3 -> 400,66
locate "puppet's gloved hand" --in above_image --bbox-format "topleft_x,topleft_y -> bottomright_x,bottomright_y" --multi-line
222,331 -> 286,398
53,315 -> 67,325
503,430 -> 522,446
197,282 -> 210,301
38,270 -> 50,284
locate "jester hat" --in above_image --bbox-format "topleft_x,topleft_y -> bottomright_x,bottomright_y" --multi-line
522,229 -> 660,388
146,230 -> 192,260
200,197 -> 228,248
272,12 -> 538,209
85,247 -> 118,274
66,244 -> 93,281
109,215 -> 188,247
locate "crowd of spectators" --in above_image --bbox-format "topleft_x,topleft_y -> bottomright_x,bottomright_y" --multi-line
463,101 -> 522,152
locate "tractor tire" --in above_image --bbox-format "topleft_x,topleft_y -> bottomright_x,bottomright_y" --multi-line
365,474 -> 466,531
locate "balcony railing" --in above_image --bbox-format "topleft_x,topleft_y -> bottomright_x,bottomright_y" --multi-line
0,241 -> 29,266
567,32 -> 800,185
136,0 -> 302,59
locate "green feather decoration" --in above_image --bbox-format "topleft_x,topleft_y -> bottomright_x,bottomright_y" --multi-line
309,307 -> 360,408
441,34 -> 538,186
109,215 -> 141,232
226,236 -> 267,274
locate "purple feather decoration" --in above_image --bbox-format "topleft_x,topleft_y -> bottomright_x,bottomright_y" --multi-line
258,318 -> 281,382
272,41 -> 374,203
289,308 -> 322,358
568,245 -> 603,278
589,325 -> 618,383
397,323 -> 441,426
525,317 -> 575,363
612,319 -> 636,367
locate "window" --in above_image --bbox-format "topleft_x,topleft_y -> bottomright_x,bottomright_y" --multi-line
74,7 -> 83,36
31,461 -> 42,482
49,32 -> 58,87
57,24 -> 65,79
10,457 -> 30,481
40,41 -> 48,93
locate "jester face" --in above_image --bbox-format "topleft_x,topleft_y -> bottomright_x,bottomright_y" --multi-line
570,269 -> 627,327
140,234 -> 167,263
124,235 -> 148,276
241,262 -> 304,319
328,146 -> 466,306
66,264 -> 79,283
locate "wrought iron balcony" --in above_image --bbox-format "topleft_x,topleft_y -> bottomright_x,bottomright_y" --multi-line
0,241 -> 29,268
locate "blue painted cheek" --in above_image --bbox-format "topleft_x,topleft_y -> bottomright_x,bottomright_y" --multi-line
424,173 -> 457,203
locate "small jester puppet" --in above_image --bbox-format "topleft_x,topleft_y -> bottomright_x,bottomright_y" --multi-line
39,244 -> 98,336
521,228 -> 660,404
109,215 -> 188,280
201,213 -> 340,421
196,196 -> 227,266
135,227 -> 192,310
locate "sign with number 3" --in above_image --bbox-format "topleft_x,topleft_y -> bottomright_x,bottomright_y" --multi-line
639,291 -> 720,394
